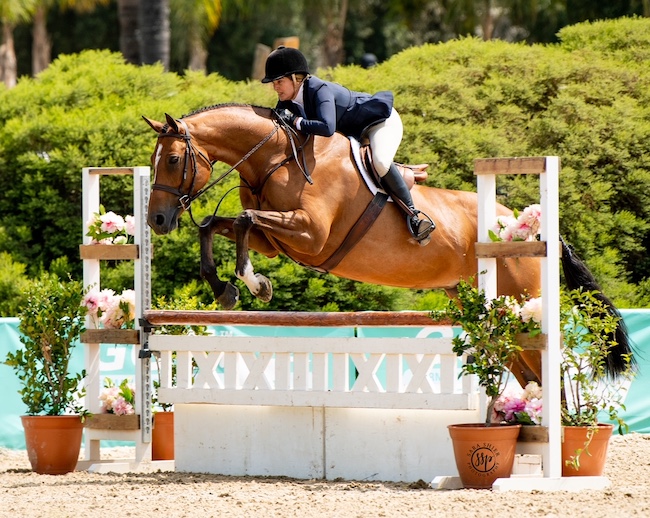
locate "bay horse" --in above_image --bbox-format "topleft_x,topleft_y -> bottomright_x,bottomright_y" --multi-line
143,103 -> 632,386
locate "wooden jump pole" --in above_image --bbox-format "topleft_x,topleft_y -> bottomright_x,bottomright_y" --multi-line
143,310 -> 450,327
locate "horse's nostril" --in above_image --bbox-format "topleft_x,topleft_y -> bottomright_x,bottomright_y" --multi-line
155,214 -> 166,226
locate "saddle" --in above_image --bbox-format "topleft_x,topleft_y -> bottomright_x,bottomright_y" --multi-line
312,141 -> 430,273
351,138 -> 429,192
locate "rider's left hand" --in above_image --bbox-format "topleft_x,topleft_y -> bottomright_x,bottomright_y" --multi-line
278,108 -> 297,127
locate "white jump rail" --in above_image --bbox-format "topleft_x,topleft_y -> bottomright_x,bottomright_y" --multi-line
148,326 -> 474,410
143,311 -> 482,481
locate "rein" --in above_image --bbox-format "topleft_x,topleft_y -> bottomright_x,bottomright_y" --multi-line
152,113 -> 312,226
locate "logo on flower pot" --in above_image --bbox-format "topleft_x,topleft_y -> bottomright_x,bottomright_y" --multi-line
467,442 -> 501,474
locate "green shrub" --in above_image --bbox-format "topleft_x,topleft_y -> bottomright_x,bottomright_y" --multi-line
1,17 -> 650,311
4,274 -> 87,415
0,252 -> 29,316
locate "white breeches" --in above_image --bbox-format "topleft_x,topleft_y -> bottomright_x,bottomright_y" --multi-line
367,108 -> 403,177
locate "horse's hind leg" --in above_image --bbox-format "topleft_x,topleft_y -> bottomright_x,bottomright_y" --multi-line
199,216 -> 240,309
233,211 -> 273,303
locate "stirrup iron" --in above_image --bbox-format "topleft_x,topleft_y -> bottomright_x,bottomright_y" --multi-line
407,211 -> 435,246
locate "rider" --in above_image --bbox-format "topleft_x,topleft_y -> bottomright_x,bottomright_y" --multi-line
261,45 -> 435,245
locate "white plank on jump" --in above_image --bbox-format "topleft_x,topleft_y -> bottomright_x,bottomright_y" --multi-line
149,334 -> 456,354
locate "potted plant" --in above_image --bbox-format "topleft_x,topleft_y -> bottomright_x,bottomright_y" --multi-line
440,277 -> 541,488
559,288 -> 634,476
149,292 -> 217,460
3,274 -> 89,475
441,279 -> 635,483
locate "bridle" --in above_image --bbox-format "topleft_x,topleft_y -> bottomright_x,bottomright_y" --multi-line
153,119 -> 216,211
152,114 -> 312,225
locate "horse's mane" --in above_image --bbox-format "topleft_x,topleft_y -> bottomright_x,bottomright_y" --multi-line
182,103 -> 273,119
155,103 -> 273,133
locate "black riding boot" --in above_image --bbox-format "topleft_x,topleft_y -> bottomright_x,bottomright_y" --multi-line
381,163 -> 435,245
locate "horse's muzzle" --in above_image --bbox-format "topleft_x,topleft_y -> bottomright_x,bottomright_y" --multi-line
147,210 -> 179,235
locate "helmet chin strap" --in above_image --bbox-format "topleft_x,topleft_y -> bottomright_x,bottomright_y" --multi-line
290,75 -> 307,103
290,74 -> 299,99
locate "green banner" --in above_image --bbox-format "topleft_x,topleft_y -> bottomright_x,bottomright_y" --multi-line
2,311 -> 649,449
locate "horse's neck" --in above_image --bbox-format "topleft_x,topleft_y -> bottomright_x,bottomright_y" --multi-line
188,108 -> 280,167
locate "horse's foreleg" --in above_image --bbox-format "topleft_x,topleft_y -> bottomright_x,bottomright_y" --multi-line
233,211 -> 273,303
199,216 -> 240,309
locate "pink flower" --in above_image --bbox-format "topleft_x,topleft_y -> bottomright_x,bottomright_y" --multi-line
101,307 -> 122,329
524,398 -> 543,425
99,386 -> 120,413
493,381 -> 543,425
112,397 -> 135,416
501,396 -> 526,421
125,215 -> 136,236
82,287 -> 136,330
511,221 -> 534,241
82,290 -> 102,316
97,290 -> 121,329
493,215 -> 517,241
100,379 -> 135,415
97,289 -> 117,311
99,211 -> 125,234
520,204 -> 542,230
491,204 -> 542,242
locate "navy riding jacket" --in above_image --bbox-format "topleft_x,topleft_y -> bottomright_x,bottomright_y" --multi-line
276,76 -> 394,141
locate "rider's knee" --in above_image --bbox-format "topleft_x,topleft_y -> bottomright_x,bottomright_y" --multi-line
372,156 -> 391,177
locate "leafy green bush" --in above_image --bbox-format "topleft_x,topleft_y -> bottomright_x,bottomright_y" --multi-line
1,17 -> 649,311
0,252 -> 29,316
4,274 -> 87,415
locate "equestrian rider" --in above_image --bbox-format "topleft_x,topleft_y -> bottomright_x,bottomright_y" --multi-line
262,46 -> 435,245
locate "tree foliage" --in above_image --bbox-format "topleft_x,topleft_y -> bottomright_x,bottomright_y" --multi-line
0,17 -> 649,315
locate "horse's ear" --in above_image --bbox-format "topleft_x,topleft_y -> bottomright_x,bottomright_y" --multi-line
142,116 -> 164,133
165,113 -> 180,133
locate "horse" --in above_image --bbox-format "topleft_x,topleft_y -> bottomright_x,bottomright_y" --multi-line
142,103 -> 632,387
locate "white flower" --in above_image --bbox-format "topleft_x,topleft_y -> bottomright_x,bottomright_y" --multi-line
523,381 -> 543,400
520,297 -> 543,324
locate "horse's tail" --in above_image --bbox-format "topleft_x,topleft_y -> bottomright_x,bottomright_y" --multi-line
560,236 -> 635,378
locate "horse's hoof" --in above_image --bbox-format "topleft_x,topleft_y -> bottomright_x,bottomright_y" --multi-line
254,274 -> 273,303
217,282 -> 240,310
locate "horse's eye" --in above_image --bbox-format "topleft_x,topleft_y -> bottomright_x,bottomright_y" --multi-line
168,155 -> 180,165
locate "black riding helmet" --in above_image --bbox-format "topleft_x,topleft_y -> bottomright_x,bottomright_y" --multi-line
261,46 -> 310,83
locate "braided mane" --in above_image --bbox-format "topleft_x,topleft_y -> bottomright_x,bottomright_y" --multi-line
182,103 -> 272,118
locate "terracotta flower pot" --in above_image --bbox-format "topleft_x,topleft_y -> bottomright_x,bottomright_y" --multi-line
21,415 -> 84,475
152,411 -> 175,460
448,423 -> 522,489
562,423 -> 613,477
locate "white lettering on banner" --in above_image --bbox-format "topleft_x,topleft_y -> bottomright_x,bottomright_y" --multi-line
415,326 -> 456,339
99,345 -> 127,372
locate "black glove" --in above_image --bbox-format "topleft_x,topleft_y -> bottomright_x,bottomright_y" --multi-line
278,108 -> 297,127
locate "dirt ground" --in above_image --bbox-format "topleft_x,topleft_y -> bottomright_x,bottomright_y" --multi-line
1,433 -> 650,518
